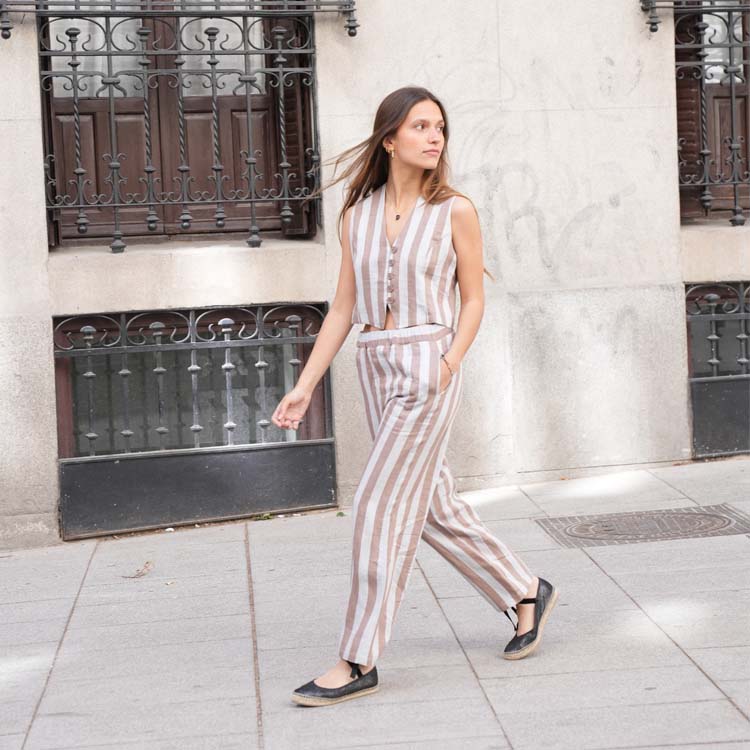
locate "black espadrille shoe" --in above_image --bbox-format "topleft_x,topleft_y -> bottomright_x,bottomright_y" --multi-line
502,577 -> 558,660
291,660 -> 379,706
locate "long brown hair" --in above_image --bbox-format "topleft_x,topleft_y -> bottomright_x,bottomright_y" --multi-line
307,86 -> 495,281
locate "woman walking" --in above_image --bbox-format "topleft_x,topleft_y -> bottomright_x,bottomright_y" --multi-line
271,87 -> 558,707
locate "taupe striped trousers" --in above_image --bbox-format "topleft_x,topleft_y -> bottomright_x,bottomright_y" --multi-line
338,323 -> 535,666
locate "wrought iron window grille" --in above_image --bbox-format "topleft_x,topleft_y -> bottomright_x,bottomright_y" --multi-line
685,281 -> 750,456
53,303 -> 330,458
2,2 -> 357,252
643,1 -> 750,225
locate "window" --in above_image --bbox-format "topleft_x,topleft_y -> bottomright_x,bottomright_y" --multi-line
686,281 -> 750,456
53,303 -> 337,538
53,304 -> 330,456
670,1 -> 750,224
0,1 -> 359,251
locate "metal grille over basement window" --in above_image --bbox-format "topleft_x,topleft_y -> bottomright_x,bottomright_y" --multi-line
685,281 -> 750,457
642,1 -> 750,226
0,1 -> 357,252
53,303 -> 331,456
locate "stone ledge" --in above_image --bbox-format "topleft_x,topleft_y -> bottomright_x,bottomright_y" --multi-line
681,222 -> 750,281
47,236 -> 331,316
0,512 -> 60,550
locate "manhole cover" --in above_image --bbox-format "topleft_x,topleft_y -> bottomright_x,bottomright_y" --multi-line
535,503 -> 750,547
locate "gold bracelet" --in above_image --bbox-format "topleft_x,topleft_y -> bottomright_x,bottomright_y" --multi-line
440,352 -> 455,377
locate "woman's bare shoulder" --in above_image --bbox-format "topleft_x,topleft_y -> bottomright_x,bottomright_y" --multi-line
450,194 -> 479,223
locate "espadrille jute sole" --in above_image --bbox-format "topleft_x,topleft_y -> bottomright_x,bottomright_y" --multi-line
291,684 -> 380,706
502,586 -> 559,660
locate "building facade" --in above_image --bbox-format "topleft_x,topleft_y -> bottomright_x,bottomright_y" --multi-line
0,1 -> 742,549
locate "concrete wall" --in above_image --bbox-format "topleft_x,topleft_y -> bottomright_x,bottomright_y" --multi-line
316,0 -> 691,497
0,16 -> 60,548
0,2 -> 700,549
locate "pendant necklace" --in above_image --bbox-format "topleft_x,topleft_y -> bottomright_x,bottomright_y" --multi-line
386,186 -> 402,220
386,185 -> 419,226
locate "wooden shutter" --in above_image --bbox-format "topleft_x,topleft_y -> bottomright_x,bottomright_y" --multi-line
675,5 -> 706,218
267,16 -> 316,239
675,5 -> 750,218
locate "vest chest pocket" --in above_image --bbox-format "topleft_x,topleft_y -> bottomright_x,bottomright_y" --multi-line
410,234 -> 447,277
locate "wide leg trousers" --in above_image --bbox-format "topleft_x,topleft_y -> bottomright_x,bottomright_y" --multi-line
338,323 -> 535,666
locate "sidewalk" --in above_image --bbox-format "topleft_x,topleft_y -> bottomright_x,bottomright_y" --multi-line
2,457 -> 750,750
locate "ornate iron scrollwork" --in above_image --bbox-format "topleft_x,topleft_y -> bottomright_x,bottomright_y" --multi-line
1,1 -> 358,41
640,1 -> 750,32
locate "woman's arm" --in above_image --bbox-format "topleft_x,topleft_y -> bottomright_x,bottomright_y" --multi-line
271,206 -> 356,430
440,196 -> 485,385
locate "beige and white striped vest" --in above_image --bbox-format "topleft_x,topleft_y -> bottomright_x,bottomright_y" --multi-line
348,183 -> 458,329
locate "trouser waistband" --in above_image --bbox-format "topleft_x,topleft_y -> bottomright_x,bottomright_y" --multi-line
356,323 -> 454,348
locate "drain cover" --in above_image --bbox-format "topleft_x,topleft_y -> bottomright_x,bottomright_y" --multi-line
535,503 -> 750,547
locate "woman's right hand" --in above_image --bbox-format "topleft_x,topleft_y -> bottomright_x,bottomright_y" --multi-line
271,385 -> 313,431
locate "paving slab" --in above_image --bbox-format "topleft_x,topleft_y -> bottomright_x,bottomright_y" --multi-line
518,468 -> 695,515
23,699 -> 260,750
0,619 -> 69,649
23,738 -> 260,750
630,588 -> 750,649
59,613 -> 252,652
50,637 -> 254,682
39,665 -> 255,712
482,518 -> 562,552
687,645 -> 750,681
330,740 -> 507,750
648,457 -> 750,505
0,542 -> 94,606
67,589 -> 250,630
482,664 -> 725,713
457,485 -> 547,520
497,699 -> 750,749
584,533 -> 750,573
263,696 -> 506,749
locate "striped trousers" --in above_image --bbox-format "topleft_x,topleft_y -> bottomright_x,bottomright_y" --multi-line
338,323 -> 535,666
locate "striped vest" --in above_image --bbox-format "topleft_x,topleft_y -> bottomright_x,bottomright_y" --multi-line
348,183 -> 458,329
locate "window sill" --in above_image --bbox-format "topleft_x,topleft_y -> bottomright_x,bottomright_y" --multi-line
48,234 -> 325,258
47,235 -> 330,316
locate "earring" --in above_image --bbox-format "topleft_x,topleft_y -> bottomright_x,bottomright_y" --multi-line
388,148 -> 394,158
